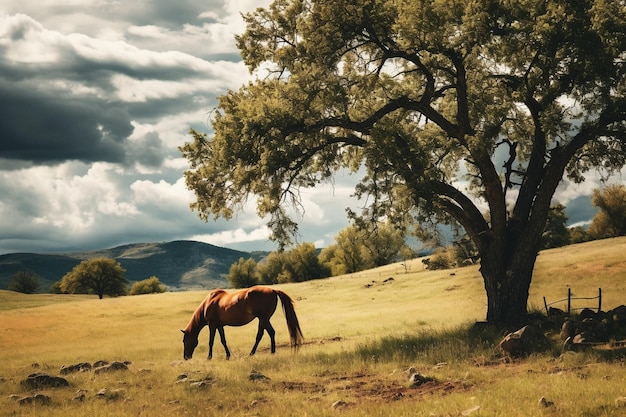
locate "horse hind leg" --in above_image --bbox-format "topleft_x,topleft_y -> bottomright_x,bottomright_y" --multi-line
267,321 -> 276,354
250,319 -> 276,355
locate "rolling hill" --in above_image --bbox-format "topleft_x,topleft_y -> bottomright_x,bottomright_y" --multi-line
0,241 -> 268,292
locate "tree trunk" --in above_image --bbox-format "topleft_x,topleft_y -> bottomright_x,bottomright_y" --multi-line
480,242 -> 538,327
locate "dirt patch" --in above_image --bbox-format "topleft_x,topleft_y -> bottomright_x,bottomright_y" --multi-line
277,372 -> 472,404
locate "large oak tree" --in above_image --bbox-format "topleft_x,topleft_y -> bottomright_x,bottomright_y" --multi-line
181,0 -> 626,326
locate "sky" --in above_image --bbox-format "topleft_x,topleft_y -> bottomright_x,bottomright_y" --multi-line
0,1 -> 622,256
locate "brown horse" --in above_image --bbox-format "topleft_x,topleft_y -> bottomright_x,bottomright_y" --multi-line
181,286 -> 304,360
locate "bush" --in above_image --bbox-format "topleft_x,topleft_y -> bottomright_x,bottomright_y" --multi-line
128,276 -> 167,295
8,271 -> 39,294
422,249 -> 453,270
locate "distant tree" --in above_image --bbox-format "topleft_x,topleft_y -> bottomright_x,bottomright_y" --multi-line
257,251 -> 286,285
541,204 -> 571,249
228,257 -> 259,288
320,227 -> 370,275
422,248 -> 453,271
318,244 -> 347,276
60,258 -> 128,299
320,223 -> 411,275
568,226 -> 589,244
254,243 -> 330,284
8,271 -> 39,294
128,276 -> 167,295
587,184 -> 626,239
280,242 -> 330,283
50,280 -> 63,294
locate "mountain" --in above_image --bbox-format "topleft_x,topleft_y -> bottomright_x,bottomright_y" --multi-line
0,241 -> 268,292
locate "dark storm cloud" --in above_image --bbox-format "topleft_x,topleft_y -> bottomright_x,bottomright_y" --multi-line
566,195 -> 598,226
0,83 -> 130,164
126,132 -> 166,168
0,13 -> 226,165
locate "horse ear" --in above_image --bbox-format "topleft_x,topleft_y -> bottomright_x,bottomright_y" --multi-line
180,329 -> 186,334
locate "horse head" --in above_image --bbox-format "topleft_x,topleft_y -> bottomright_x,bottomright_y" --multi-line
181,329 -> 198,360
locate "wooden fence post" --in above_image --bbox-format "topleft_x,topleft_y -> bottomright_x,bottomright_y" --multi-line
567,287 -> 572,315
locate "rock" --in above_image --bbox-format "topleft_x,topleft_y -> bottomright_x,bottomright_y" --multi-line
94,361 -> 129,374
538,397 -> 554,407
579,308 -> 597,320
408,372 -> 434,387
73,389 -> 88,401
548,307 -> 565,317
332,400 -> 350,409
96,388 -> 124,400
17,394 -> 51,405
560,320 -> 576,341
60,362 -> 92,374
499,325 -> 549,357
21,373 -> 69,389
190,380 -> 213,389
610,305 -> 626,324
577,318 -> 607,341
248,370 -> 270,381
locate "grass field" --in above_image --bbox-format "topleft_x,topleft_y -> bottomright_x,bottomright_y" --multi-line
1,237 -> 625,416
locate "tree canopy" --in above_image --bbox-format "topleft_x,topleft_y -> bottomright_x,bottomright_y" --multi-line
8,271 -> 39,294
588,184 -> 626,239
320,223 -> 413,275
60,258 -> 128,299
181,0 -> 626,325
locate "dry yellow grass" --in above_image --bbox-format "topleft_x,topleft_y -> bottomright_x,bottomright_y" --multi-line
0,237 -> 625,416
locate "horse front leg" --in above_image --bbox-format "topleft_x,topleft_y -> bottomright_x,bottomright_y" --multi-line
208,326 -> 216,360
217,326 -> 231,360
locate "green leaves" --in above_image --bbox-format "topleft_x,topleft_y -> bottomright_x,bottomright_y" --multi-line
181,0 -> 626,254
60,258 -> 127,299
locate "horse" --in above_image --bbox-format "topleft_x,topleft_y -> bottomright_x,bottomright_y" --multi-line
181,285 -> 304,360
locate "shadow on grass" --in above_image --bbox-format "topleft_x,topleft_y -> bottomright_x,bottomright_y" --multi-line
352,324 -> 505,364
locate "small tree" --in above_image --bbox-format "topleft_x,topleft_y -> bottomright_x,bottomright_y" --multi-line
320,223 -> 412,275
588,184 -> 626,239
228,257 -> 259,288
257,251 -> 286,285
8,271 -> 39,294
281,242 -> 330,283
60,258 -> 128,299
128,276 -> 167,295
568,226 -> 589,244
541,204 -> 571,249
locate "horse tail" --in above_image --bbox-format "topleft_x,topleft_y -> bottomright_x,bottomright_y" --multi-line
275,290 -> 304,349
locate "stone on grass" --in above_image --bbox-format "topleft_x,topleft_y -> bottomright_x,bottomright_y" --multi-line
20,373 -> 69,389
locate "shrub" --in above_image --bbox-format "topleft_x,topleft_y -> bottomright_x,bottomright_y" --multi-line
8,271 -> 40,294
128,276 -> 167,295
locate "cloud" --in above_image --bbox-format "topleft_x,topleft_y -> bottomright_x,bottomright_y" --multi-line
0,13 -> 249,166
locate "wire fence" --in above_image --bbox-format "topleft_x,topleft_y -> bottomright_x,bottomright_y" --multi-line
543,287 -> 602,315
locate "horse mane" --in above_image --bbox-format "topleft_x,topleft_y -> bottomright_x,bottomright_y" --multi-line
183,291 -> 218,335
